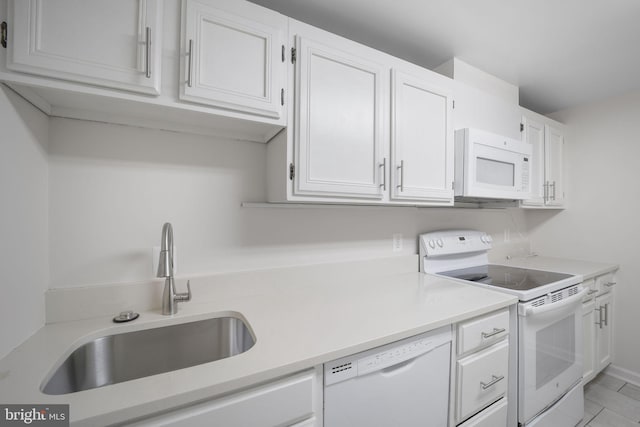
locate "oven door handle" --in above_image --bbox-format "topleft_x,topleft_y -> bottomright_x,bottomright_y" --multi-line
522,288 -> 588,317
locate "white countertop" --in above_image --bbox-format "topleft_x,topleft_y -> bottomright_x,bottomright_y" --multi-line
495,255 -> 618,280
0,258 -> 516,426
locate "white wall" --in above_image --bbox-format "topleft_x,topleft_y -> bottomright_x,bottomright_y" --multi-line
0,86 -> 49,359
527,90 -> 640,379
48,117 -> 529,289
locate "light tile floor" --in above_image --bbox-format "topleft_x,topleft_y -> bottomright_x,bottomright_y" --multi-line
580,372 -> 640,426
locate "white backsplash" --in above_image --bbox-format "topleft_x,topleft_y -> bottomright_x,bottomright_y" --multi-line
48,117 -> 531,290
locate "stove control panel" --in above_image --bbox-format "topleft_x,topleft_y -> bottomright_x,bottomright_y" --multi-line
419,230 -> 492,258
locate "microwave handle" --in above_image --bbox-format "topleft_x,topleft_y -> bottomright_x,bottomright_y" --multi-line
523,288 -> 588,317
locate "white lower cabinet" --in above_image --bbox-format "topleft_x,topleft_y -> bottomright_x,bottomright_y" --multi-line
582,271 -> 617,384
457,309 -> 509,354
289,418 -> 318,427
458,398 -> 508,427
456,340 -> 509,423
454,309 -> 510,426
582,295 -> 596,382
127,368 -> 322,427
595,291 -> 614,370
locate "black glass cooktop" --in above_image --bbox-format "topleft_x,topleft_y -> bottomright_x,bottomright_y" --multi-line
438,264 -> 574,291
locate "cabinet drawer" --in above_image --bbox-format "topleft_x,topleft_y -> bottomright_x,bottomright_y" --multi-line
458,398 -> 507,427
596,272 -> 616,295
129,370 -> 317,427
456,340 -> 509,423
457,309 -> 509,355
582,278 -> 597,302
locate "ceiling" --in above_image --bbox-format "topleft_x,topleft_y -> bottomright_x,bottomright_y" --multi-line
248,0 -> 640,114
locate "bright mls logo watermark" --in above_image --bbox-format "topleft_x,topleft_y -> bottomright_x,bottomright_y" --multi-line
1,405 -> 69,426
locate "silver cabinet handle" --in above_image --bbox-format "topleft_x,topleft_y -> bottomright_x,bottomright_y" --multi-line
480,374 -> 504,390
379,158 -> 387,191
187,39 -> 194,88
543,181 -> 549,202
397,160 -> 404,192
145,27 -> 152,78
605,282 -> 616,287
595,306 -> 603,329
551,181 -> 557,200
603,303 -> 609,326
587,289 -> 598,295
481,328 -> 506,339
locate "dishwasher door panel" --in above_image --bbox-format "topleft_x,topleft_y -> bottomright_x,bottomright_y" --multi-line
324,341 -> 451,427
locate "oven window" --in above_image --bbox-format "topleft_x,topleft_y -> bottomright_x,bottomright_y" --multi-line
536,314 -> 576,389
476,157 -> 515,186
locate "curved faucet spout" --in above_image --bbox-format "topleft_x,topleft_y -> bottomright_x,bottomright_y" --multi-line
157,222 -> 192,315
157,223 -> 173,278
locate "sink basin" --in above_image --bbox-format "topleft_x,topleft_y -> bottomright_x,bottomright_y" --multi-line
42,316 -> 255,395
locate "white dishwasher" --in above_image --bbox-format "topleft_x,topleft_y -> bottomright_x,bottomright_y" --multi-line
324,325 -> 452,427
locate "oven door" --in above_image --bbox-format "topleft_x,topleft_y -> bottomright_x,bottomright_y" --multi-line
518,289 -> 585,424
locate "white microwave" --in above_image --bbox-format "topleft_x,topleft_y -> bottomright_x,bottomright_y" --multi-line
454,128 -> 532,200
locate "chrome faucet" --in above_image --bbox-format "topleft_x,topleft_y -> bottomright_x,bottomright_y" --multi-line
157,223 -> 191,315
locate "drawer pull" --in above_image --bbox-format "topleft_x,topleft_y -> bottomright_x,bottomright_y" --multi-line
481,328 -> 506,339
480,374 -> 505,390
604,282 -> 616,287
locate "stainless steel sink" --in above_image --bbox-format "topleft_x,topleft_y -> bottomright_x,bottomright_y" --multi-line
42,316 -> 255,395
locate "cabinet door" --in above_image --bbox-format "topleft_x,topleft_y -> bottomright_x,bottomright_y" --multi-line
181,0 -> 286,119
596,292 -> 613,371
545,125 -> 565,206
7,0 -> 162,95
293,35 -> 387,199
128,369 -> 319,427
582,299 -> 596,383
521,117 -> 546,207
390,70 -> 453,204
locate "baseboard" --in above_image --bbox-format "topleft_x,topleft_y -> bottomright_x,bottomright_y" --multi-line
604,364 -> 640,388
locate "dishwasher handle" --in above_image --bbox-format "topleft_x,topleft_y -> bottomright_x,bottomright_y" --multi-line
324,326 -> 451,386
359,340 -> 448,377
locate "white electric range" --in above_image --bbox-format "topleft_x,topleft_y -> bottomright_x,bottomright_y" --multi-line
420,230 -> 586,427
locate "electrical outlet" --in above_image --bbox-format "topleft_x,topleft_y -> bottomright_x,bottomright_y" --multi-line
392,234 -> 403,252
152,245 -> 177,276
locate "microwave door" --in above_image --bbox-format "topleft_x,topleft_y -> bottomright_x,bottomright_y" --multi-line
466,143 -> 528,199
476,157 -> 515,187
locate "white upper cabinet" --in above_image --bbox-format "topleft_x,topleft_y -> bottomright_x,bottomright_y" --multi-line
292,28 -> 387,199
266,19 -> 454,205
521,117 -> 546,206
180,0 -> 286,120
390,69 -> 453,203
545,124 -> 565,206
521,110 -> 566,208
438,59 -> 522,142
7,0 -> 163,95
